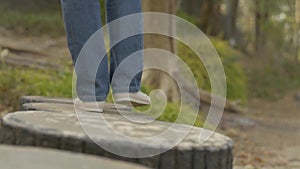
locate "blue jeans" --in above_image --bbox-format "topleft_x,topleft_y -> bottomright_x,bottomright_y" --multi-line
61,0 -> 143,101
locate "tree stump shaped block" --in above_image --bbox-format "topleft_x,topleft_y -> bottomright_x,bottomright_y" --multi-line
0,145 -> 149,169
20,96 -> 73,107
0,96 -> 234,169
20,96 -> 131,113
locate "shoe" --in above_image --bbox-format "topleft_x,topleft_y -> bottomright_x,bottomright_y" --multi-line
113,91 -> 151,106
74,98 -> 105,113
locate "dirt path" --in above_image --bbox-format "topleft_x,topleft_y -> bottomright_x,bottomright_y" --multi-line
221,89 -> 300,169
0,28 -> 70,67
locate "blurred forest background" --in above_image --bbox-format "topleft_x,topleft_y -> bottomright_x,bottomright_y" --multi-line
0,0 -> 300,125
1,0 -> 300,108
0,0 -> 300,168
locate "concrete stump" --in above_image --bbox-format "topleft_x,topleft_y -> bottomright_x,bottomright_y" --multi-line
20,96 -> 73,105
0,96 -> 234,169
20,96 -> 131,112
0,145 -> 149,169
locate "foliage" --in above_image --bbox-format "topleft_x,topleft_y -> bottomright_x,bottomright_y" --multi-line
248,57 -> 300,100
177,37 -> 248,103
177,10 -> 199,26
211,38 -> 248,103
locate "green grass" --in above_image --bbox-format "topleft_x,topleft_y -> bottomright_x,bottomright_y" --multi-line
177,38 -> 248,104
0,7 -> 65,37
0,64 -> 72,110
211,38 -> 248,103
133,86 -> 203,127
0,64 -> 203,126
0,0 -> 105,37
133,102 -> 202,127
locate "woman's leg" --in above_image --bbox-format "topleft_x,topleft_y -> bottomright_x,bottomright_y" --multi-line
106,0 -> 144,94
61,0 -> 109,101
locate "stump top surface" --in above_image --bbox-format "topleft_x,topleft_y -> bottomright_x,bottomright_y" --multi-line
1,96 -> 234,168
21,96 -> 73,104
3,110 -> 232,151
0,145 -> 149,169
22,102 -> 131,113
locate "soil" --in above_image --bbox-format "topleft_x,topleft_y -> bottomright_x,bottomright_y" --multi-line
221,89 -> 300,169
0,30 -> 299,169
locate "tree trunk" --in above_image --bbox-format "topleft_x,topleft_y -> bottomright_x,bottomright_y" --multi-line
142,0 -> 180,102
255,0 -> 271,55
295,0 -> 300,59
198,0 -> 214,34
181,0 -> 241,39
198,0 -> 225,37
254,0 -> 261,54
180,0 -> 203,17
225,0 -> 239,40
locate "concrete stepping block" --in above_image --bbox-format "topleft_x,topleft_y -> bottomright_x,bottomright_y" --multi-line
1,109 -> 233,169
0,96 -> 234,168
20,96 -> 131,112
0,145 -> 149,169
20,96 -> 73,105
22,102 -> 132,114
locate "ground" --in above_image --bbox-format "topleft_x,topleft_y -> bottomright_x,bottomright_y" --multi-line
221,89 -> 300,169
0,30 -> 299,169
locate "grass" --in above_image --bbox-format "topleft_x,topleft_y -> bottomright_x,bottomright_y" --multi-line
211,38 -> 248,103
177,38 -> 248,104
0,0 -> 105,37
133,101 -> 202,127
0,64 -> 73,110
0,6 -> 64,36
134,86 -> 203,127
0,63 -> 203,126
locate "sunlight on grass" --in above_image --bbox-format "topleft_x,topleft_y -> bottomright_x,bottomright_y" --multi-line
178,38 -> 248,104
0,64 -> 72,110
131,86 -> 203,127
0,64 -> 203,126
